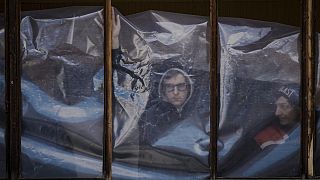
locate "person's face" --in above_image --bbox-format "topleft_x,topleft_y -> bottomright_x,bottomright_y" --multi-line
163,73 -> 189,108
275,96 -> 297,125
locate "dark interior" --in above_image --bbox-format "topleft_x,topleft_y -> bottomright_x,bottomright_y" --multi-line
218,0 -> 301,27
1,0 -> 303,26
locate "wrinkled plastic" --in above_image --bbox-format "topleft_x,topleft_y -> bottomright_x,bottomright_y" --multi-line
20,8 -> 105,178
0,6 -> 307,179
112,10 -> 210,179
218,18 -> 301,177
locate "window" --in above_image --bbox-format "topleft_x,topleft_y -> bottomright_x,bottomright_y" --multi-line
111,4 -> 210,179
217,0 -> 302,178
1,0 -> 319,179
20,6 -> 104,178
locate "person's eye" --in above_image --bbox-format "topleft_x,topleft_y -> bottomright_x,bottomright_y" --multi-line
177,83 -> 187,90
165,85 -> 174,91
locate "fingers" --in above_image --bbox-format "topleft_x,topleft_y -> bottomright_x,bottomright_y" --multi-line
112,8 -> 115,24
112,8 -> 120,28
112,7 -> 121,44
117,15 -> 120,25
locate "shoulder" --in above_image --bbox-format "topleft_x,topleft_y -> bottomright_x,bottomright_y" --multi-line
139,100 -> 180,129
254,122 -> 288,149
147,100 -> 176,112
142,100 -> 175,118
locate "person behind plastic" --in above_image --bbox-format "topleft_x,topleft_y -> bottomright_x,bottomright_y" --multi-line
253,84 -> 300,150
159,68 -> 193,112
112,8 -> 194,144
137,65 -> 194,145
219,84 -> 300,176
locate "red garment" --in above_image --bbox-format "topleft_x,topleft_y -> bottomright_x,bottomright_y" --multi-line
254,123 -> 289,149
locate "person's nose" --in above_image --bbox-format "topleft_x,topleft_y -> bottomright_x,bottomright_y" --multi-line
275,107 -> 282,117
173,86 -> 179,95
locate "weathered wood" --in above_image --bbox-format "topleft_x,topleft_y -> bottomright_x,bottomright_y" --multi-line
104,0 -> 112,179
210,0 -> 217,179
5,0 -> 21,179
301,0 -> 316,177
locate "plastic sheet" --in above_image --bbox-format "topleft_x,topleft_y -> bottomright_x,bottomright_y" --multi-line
111,10 -> 210,179
0,6 -> 307,179
20,7 -> 104,178
218,18 -> 301,177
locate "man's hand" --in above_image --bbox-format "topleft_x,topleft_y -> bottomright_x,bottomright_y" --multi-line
112,8 -> 121,49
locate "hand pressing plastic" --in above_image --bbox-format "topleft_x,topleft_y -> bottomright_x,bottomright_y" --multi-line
112,8 -> 121,49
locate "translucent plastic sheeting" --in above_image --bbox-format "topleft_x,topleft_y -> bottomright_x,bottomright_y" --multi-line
218,18 -> 301,177
0,6 -> 306,179
111,9 -> 210,179
0,15 -> 5,178
20,8 -> 104,178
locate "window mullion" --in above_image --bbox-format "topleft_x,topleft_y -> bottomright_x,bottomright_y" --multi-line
301,0 -> 316,178
5,0 -> 21,179
104,0 -> 112,180
210,0 -> 218,179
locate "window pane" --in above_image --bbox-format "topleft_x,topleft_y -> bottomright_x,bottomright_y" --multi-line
0,0 -> 5,177
111,6 -> 211,179
218,0 -> 301,178
20,7 -> 104,178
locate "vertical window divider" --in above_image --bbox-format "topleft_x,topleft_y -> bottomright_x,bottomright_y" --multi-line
308,0 -> 316,178
104,0 -> 112,179
301,0 -> 316,178
5,0 -> 21,179
210,0 -> 218,179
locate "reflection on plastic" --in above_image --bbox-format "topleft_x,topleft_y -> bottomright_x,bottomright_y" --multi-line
20,8 -> 105,178
0,6 -> 307,179
112,9 -> 210,179
218,18 -> 301,177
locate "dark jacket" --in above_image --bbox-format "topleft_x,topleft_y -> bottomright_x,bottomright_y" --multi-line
138,100 -> 189,145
